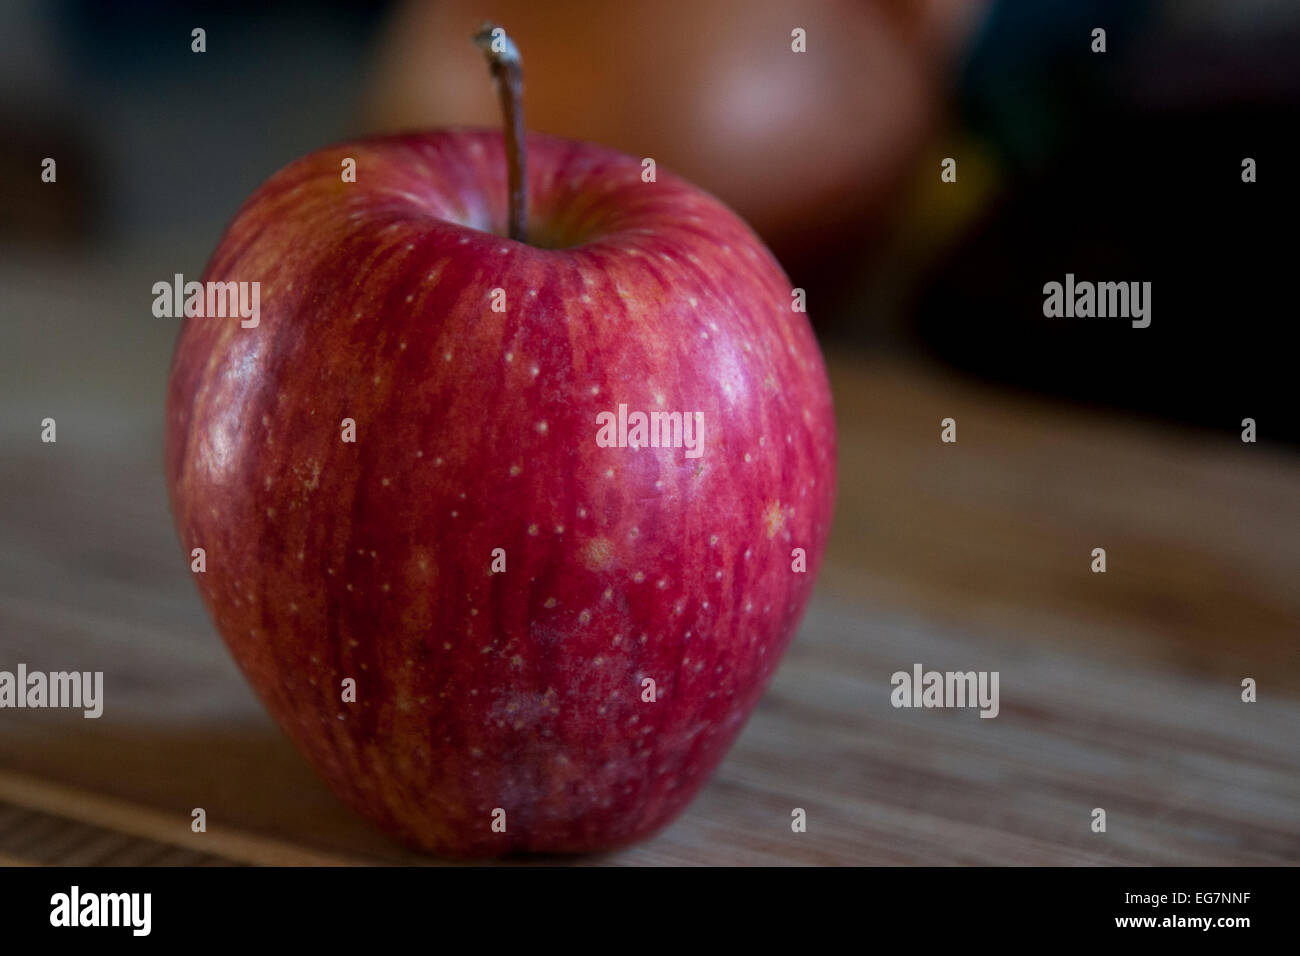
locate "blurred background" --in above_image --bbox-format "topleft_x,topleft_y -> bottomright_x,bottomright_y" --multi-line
1,0 -> 1297,865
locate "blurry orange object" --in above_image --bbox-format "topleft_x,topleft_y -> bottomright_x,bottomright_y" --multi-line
363,0 -> 982,260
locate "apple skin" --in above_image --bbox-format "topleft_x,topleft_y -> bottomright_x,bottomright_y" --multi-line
165,129 -> 836,857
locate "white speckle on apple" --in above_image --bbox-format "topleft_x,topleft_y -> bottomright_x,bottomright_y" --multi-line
509,464 -> 521,476
406,244 -> 414,252
744,453 -> 752,462
590,385 -> 599,396
450,510 -> 458,518
715,571 -> 723,579
434,457 -> 443,466
528,524 -> 539,536
578,610 -> 591,625
603,588 -> 613,601
709,535 -> 719,546
535,421 -> 547,434
405,294 -> 413,303
656,578 -> 668,589
527,289 -> 538,297
505,352 -> 514,363
554,525 -> 564,534
530,365 -> 539,377
543,597 -> 557,608
580,294 -> 591,304
381,477 -> 390,486
605,468 -> 614,479
633,571 -> 645,583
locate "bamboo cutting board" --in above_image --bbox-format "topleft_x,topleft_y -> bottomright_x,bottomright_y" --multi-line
1,356 -> 1297,865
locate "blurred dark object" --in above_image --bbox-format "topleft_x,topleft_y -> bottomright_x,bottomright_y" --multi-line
911,0 -> 1299,444
14,0 -> 393,245
54,0 -> 388,73
0,104 -> 99,245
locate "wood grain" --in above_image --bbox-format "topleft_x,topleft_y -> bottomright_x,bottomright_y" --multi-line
1,355 -> 1297,865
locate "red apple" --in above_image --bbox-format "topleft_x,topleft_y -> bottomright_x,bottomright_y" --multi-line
165,121 -> 836,856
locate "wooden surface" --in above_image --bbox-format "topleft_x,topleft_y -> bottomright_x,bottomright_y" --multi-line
1,354 -> 1297,865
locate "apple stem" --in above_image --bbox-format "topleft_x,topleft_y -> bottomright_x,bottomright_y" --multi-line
474,23 -> 528,244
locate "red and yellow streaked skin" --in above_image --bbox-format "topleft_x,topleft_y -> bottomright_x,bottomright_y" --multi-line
165,129 -> 836,857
